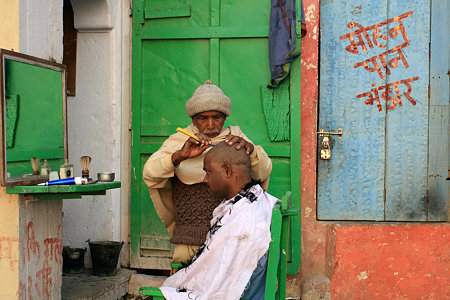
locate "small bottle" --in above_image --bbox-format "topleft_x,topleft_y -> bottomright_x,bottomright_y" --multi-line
41,159 -> 52,176
59,159 -> 74,179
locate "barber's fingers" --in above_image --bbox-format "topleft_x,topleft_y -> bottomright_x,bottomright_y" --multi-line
195,133 -> 213,146
181,139 -> 209,158
224,135 -> 254,155
243,142 -> 254,155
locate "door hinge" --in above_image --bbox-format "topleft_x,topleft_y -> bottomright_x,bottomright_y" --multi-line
383,188 -> 386,202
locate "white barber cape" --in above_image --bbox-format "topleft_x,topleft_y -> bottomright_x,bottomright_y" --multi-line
160,184 -> 278,300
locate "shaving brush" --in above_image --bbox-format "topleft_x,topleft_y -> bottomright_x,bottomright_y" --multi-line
80,156 -> 92,179
30,157 -> 40,175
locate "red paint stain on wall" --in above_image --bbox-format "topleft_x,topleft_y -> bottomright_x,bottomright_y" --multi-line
35,262 -> 52,298
330,225 -> 450,299
27,221 -> 41,262
18,222 -> 61,299
43,225 -> 62,265
0,236 -> 19,271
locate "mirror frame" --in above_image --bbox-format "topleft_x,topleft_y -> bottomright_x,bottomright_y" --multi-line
0,49 -> 68,186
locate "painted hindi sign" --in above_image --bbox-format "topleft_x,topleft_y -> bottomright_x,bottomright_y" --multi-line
340,11 -> 419,111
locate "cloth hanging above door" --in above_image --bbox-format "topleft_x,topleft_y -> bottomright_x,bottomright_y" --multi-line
268,0 -> 306,88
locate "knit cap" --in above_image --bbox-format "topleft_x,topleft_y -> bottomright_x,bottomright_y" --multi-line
185,80 -> 231,117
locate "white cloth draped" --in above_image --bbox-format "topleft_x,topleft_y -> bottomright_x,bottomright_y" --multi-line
160,184 -> 278,300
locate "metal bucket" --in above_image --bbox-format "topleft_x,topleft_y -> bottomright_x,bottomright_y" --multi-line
87,240 -> 124,276
62,246 -> 86,274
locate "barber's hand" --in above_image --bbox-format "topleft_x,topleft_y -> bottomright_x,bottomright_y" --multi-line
224,135 -> 255,155
172,133 -> 212,165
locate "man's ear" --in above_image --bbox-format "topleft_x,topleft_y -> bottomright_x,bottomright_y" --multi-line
222,163 -> 233,178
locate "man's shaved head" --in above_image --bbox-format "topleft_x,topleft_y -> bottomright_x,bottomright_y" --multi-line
203,142 -> 253,199
206,142 -> 251,172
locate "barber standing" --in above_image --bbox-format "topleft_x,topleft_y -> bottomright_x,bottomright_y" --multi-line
143,80 -> 272,264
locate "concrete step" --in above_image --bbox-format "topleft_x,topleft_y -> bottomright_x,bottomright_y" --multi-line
62,268 -> 135,300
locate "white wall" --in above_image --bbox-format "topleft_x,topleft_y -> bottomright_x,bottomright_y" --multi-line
63,30 -> 121,261
19,0 -> 63,62
62,0 -> 130,268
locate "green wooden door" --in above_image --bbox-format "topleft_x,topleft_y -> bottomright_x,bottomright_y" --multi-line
131,0 -> 301,273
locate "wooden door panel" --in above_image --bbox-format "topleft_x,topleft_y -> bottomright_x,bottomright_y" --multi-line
384,1 -> 430,221
220,0 -> 270,27
318,0 -> 387,220
143,0 -> 211,28
141,39 -> 210,134
220,38 -> 271,144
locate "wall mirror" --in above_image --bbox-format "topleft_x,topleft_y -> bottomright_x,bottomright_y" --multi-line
0,49 -> 67,186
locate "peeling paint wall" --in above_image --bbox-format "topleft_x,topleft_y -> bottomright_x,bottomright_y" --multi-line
18,199 -> 63,299
0,193 -> 63,300
330,225 -> 450,299
300,0 -> 327,277
0,190 -> 20,299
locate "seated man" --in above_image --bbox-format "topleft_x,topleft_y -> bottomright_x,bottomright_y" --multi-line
159,142 -> 279,300
143,80 -> 272,264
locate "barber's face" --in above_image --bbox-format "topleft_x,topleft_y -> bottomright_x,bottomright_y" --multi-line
192,110 -> 226,138
203,154 -> 227,198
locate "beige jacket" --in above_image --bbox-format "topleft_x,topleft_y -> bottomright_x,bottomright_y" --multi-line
143,124 -> 272,235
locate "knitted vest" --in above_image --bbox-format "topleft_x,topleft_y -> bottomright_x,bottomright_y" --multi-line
170,176 -> 223,246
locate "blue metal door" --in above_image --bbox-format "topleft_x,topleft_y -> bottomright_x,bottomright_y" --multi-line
317,0 -> 441,221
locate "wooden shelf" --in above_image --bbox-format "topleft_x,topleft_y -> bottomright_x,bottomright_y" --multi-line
6,181 -> 121,200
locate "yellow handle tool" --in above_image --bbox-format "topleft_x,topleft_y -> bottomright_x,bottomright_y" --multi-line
176,127 -> 201,141
176,127 -> 216,146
